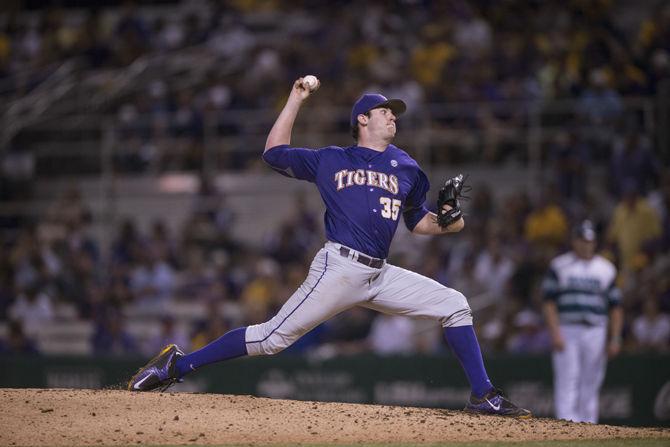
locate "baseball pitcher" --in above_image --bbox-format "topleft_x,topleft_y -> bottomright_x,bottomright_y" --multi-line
128,77 -> 530,417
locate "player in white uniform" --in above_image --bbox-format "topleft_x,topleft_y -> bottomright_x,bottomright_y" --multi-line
542,220 -> 624,423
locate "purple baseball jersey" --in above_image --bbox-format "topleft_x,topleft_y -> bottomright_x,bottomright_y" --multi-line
262,144 -> 431,259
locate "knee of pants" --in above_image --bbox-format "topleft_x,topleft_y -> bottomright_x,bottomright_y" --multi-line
245,322 -> 295,356
258,336 -> 290,355
443,291 -> 473,327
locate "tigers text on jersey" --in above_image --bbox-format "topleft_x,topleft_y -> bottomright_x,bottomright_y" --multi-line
542,252 -> 621,326
263,144 -> 430,259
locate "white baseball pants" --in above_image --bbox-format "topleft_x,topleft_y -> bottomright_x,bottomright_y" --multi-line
552,324 -> 608,423
245,241 -> 473,356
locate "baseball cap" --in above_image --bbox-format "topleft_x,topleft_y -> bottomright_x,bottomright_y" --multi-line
350,93 -> 407,127
573,220 -> 597,242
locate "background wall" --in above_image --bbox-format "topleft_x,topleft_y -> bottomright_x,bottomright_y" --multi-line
4,353 -> 670,427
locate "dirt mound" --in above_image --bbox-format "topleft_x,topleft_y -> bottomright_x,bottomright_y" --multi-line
1,388 -> 668,446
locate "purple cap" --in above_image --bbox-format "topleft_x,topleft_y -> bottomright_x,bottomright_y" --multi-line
350,93 -> 406,127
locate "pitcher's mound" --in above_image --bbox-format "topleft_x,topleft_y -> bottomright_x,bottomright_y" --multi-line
1,388 -> 668,446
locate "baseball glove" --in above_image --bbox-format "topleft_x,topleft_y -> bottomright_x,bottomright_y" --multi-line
436,174 -> 470,228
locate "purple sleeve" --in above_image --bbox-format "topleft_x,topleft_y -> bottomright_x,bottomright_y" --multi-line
262,145 -> 320,182
402,168 -> 431,231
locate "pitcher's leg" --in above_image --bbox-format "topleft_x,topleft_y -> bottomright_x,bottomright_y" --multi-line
246,250 -> 362,355
175,327 -> 247,378
365,264 -> 473,327
366,264 -> 529,416
443,325 -> 493,397
129,249 -> 362,391
366,265 -> 489,394
366,265 -> 488,383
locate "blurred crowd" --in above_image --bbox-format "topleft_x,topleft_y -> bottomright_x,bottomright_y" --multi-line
0,0 -> 668,174
0,1 -> 669,356
1,166 -> 668,356
2,0 -> 669,98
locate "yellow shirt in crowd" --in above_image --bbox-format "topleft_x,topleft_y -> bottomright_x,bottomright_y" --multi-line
608,199 -> 662,270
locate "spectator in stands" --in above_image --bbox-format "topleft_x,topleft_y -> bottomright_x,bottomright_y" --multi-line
607,180 -> 662,272
631,298 -> 670,352
91,308 -> 138,355
452,4 -> 492,60
272,262 -> 308,312
8,284 -> 54,337
447,252 -> 487,308
467,183 -> 495,235
10,227 -> 57,291
368,314 -> 416,355
182,177 -> 238,253
320,307 -> 374,356
0,144 -> 35,202
418,251 -> 449,287
114,0 -> 150,65
609,132 -> 660,198
498,190 -> 531,244
172,90 -> 203,138
473,233 -> 516,302
176,247 -> 222,305
647,171 -> 670,259
410,23 -> 455,91
0,320 -> 39,354
267,222 -> 308,265
111,219 -> 144,267
147,219 -> 179,269
635,4 -> 670,92
578,68 -> 623,126
240,257 -> 280,322
45,187 -> 92,234
0,255 -> 15,320
78,11 -> 113,69
57,213 -> 99,317
129,245 -> 176,306
550,131 -> 590,202
190,301 -> 239,351
524,186 -> 569,255
645,49 -> 670,94
505,309 -> 551,354
144,316 -> 190,356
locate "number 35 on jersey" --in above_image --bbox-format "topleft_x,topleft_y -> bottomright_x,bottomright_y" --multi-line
380,197 -> 401,220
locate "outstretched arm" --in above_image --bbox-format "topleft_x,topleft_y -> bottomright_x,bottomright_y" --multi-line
265,77 -> 320,152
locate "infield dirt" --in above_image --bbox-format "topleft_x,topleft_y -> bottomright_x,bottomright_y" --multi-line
1,388 -> 668,446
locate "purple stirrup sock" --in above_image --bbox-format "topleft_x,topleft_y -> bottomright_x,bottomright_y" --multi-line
444,325 -> 494,398
176,327 -> 248,378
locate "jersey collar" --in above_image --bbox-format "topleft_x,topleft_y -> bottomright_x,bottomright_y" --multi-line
349,144 -> 393,161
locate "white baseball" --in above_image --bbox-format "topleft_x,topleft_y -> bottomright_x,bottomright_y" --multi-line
303,75 -> 318,91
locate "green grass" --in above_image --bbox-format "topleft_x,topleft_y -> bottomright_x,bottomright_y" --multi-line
130,440 -> 669,447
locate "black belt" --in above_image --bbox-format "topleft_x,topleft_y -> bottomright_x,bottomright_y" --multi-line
339,247 -> 384,269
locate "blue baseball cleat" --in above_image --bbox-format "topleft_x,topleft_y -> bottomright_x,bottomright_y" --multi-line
464,388 -> 532,418
128,344 -> 184,392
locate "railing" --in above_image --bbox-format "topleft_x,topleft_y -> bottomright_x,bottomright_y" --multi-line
10,94 -> 662,176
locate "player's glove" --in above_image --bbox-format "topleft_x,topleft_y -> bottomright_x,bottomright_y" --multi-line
436,174 -> 470,228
